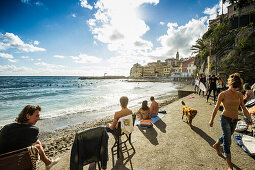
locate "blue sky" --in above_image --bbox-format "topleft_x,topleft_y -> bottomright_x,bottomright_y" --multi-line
0,0 -> 229,76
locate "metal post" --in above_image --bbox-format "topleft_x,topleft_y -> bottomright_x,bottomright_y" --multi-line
216,55 -> 217,75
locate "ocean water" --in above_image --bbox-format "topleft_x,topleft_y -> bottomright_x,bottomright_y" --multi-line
0,76 -> 179,131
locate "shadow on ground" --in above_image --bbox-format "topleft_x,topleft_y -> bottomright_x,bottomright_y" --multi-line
192,126 -> 241,170
111,152 -> 135,170
154,119 -> 167,133
138,126 -> 158,145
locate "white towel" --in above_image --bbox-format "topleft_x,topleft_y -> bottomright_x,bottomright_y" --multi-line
119,114 -> 134,135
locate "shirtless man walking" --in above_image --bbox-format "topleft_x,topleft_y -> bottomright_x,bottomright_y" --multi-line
150,96 -> 159,118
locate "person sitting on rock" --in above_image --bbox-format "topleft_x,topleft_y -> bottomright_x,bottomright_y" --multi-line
0,105 -> 60,170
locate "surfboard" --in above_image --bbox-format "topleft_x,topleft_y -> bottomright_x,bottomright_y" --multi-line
199,82 -> 207,92
251,83 -> 255,90
242,135 -> 255,156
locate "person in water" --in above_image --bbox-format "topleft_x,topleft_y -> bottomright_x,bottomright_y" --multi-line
209,73 -> 252,170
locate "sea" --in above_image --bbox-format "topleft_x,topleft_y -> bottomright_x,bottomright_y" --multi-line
0,76 -> 180,131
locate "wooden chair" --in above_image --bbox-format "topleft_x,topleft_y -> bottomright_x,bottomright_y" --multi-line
0,147 -> 38,170
111,114 -> 136,166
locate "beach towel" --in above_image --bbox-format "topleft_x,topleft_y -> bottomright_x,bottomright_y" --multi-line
27,146 -> 39,170
187,95 -> 194,99
118,114 -> 134,135
234,135 -> 255,157
135,114 -> 164,128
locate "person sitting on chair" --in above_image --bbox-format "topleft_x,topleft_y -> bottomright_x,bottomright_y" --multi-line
149,96 -> 158,118
137,100 -> 150,120
106,96 -> 132,132
0,105 -> 59,170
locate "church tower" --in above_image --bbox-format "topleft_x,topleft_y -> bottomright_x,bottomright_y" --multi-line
176,51 -> 179,60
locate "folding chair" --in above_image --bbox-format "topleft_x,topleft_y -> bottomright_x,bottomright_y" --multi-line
70,126 -> 109,170
111,114 -> 136,166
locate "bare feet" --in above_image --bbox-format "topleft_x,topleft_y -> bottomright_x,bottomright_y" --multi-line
213,142 -> 223,156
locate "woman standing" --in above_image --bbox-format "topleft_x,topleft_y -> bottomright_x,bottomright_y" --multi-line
209,73 -> 252,170
217,74 -> 225,96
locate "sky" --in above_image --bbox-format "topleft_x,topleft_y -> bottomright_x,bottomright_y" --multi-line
0,0 -> 230,76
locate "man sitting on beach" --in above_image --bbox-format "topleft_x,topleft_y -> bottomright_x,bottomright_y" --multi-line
0,105 -> 59,170
106,96 -> 133,132
150,96 -> 159,118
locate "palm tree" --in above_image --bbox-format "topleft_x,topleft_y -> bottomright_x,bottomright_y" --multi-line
191,39 -> 207,55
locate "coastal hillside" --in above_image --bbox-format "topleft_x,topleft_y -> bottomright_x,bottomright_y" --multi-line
192,21 -> 255,84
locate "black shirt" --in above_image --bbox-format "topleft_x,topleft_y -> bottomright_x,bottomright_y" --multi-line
200,77 -> 206,84
0,123 -> 39,154
209,77 -> 218,89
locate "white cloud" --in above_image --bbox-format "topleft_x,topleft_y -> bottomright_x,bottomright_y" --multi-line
203,0 -> 229,21
53,55 -> 65,58
84,0 -> 159,75
80,0 -> 93,10
72,13 -> 77,18
160,22 -> 165,25
153,17 -> 208,59
21,56 -> 29,59
71,54 -> 102,64
8,59 -> 17,62
0,32 -> 46,52
34,40 -> 39,45
35,62 -> 64,69
0,65 -> 33,75
35,1 -> 43,6
0,52 -> 13,59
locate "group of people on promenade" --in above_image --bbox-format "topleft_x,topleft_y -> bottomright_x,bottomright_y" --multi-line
1,73 -> 254,170
195,73 -> 225,103
195,73 -> 255,105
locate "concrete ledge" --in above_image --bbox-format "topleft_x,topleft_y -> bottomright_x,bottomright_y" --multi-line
178,90 -> 194,98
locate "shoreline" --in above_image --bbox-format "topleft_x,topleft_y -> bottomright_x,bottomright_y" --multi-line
38,92 -> 181,158
38,83 -> 187,157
